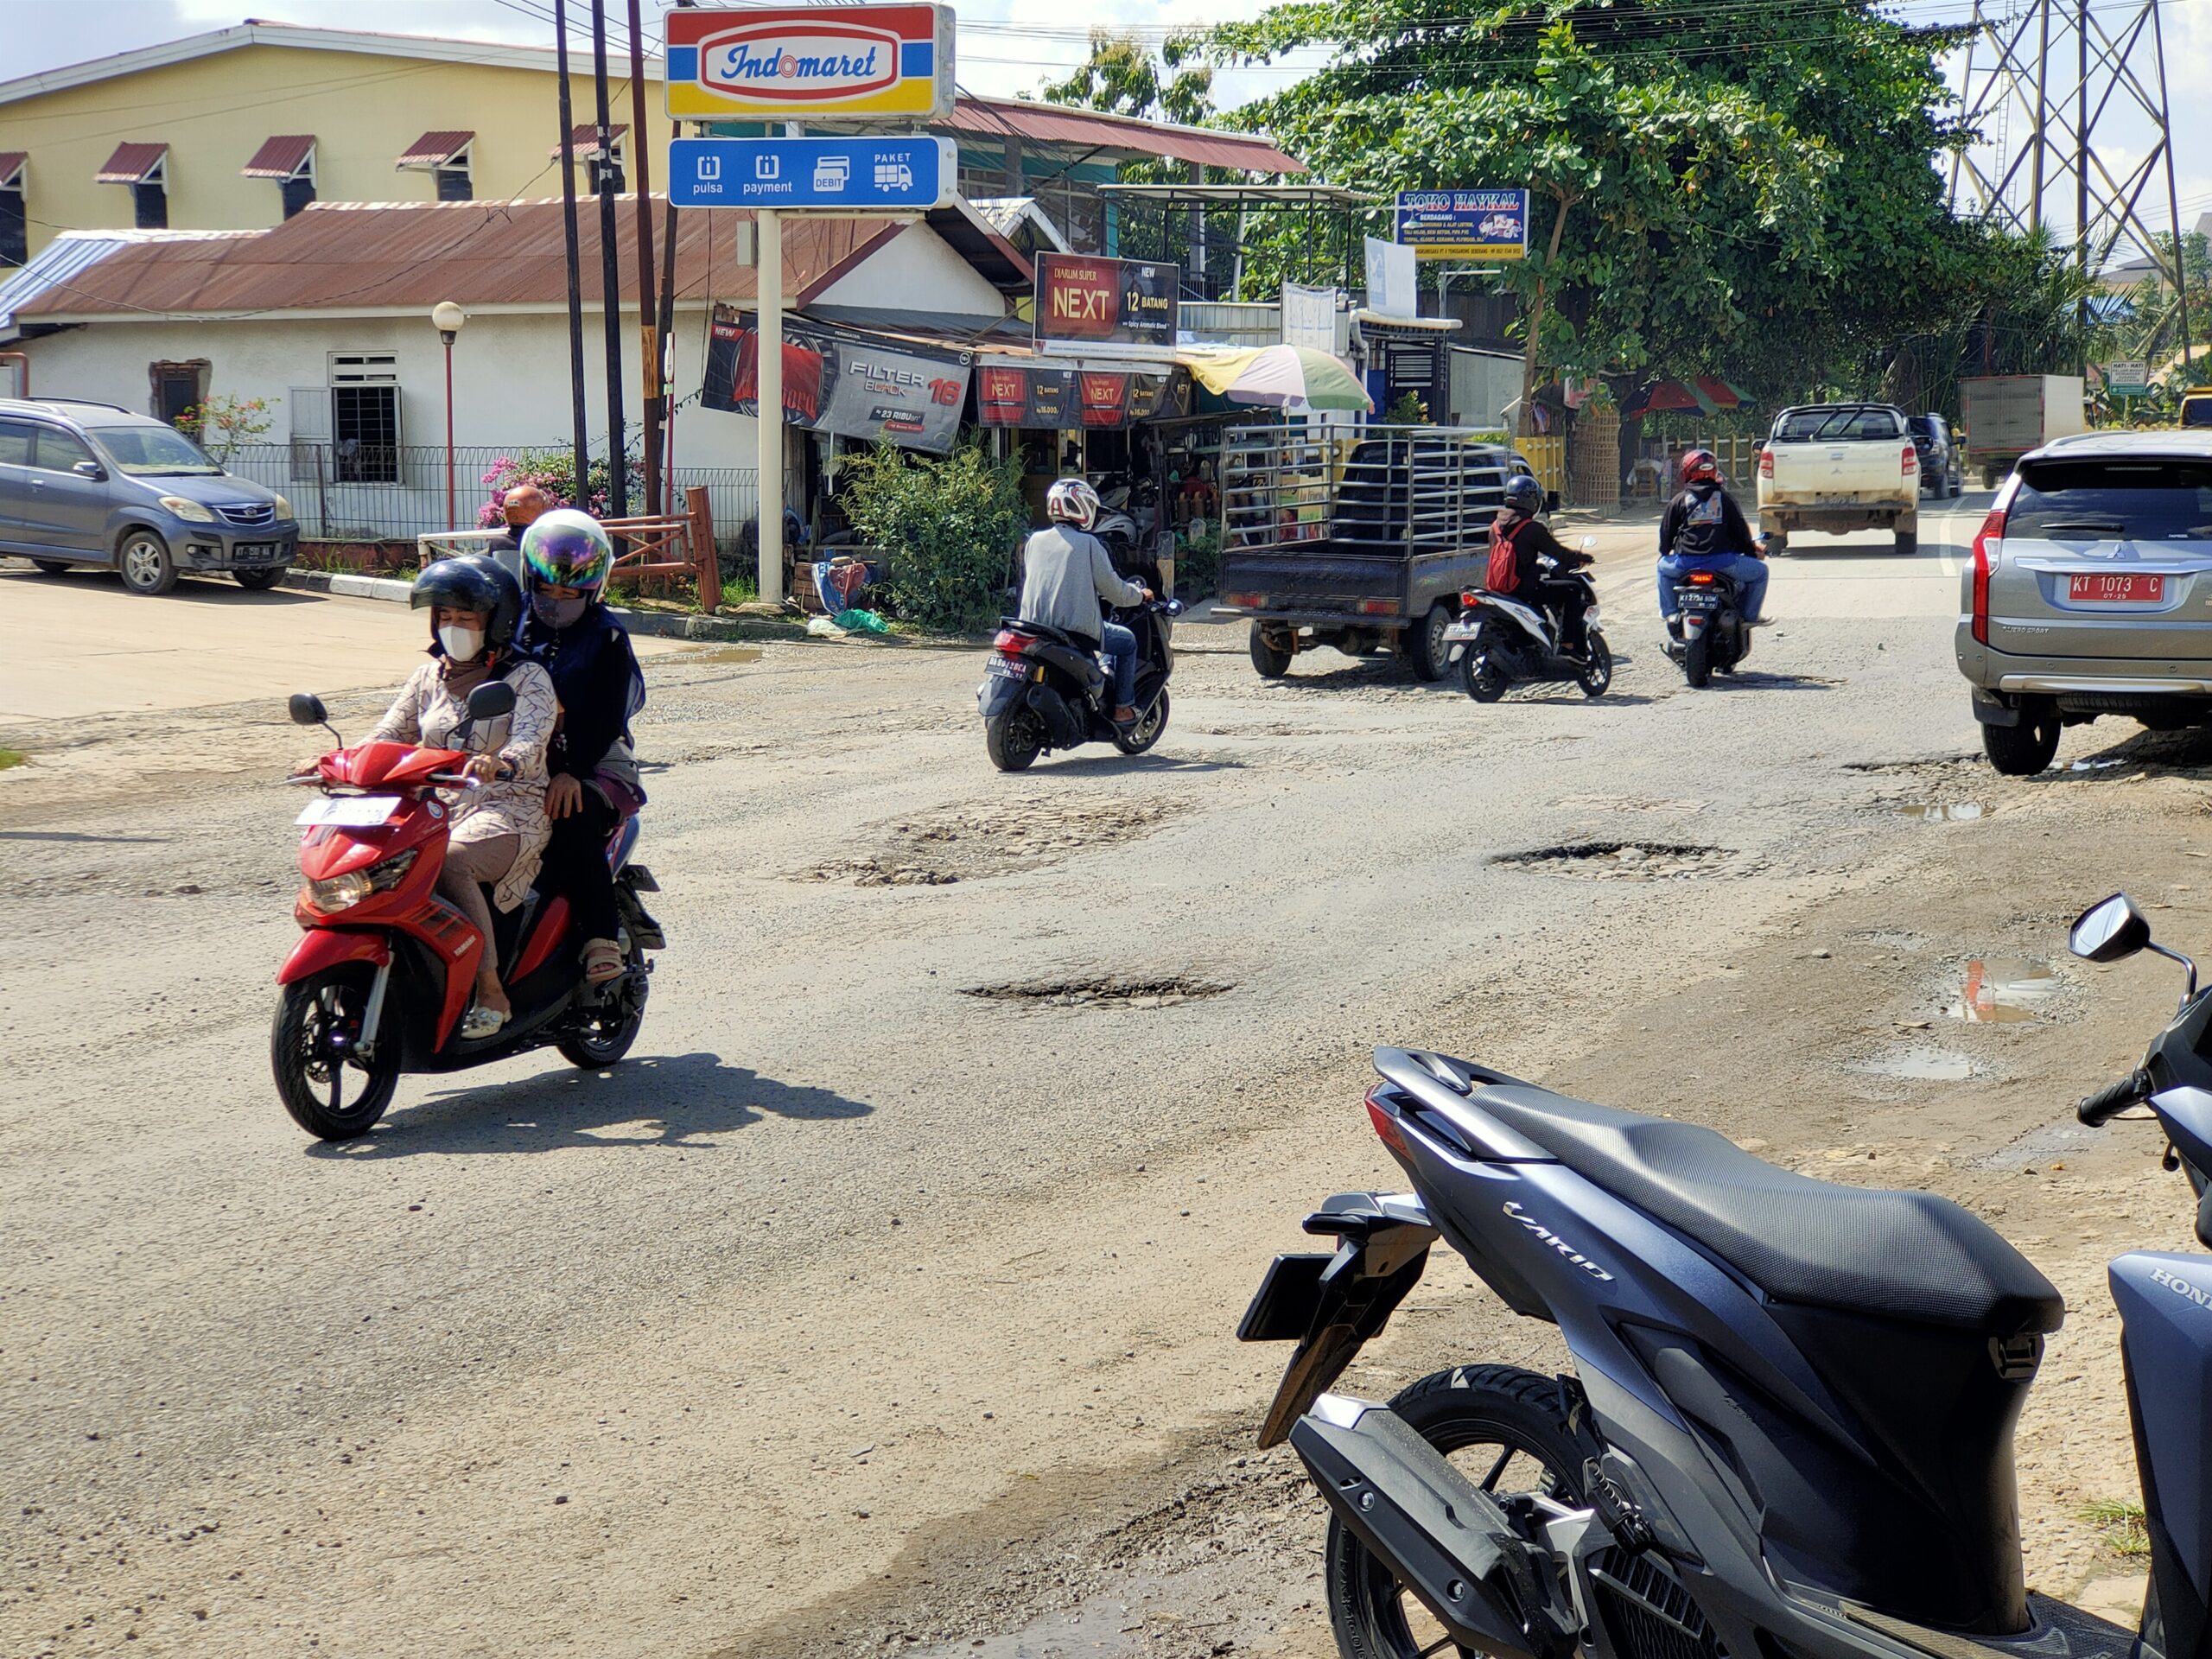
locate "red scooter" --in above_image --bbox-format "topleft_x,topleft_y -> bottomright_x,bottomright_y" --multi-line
272,683 -> 664,1141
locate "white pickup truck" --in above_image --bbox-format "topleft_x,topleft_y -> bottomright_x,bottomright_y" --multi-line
1756,403 -> 1921,555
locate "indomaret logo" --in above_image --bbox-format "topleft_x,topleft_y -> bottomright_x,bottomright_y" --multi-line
699,22 -> 901,102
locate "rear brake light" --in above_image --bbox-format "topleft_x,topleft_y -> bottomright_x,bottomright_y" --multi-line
1459,589 -> 1481,607
993,630 -> 1027,656
1357,599 -> 1396,615
1902,442 -> 1918,474
1971,506 -> 2005,645
1365,1084 -> 1408,1156
1687,571 -> 1716,585
1758,449 -> 1774,479
1224,592 -> 1265,610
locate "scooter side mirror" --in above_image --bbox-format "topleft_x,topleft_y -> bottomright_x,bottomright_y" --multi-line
465,680 -> 518,722
2070,893 -> 2152,963
289,692 -> 329,728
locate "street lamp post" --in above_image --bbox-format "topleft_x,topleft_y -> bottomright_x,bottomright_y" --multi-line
431,302 -> 467,530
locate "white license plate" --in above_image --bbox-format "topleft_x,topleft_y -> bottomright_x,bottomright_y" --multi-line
296,794 -> 402,827
1442,621 -> 1482,642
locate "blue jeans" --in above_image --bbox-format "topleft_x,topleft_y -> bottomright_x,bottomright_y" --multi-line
1100,621 -> 1139,707
1657,553 -> 1767,624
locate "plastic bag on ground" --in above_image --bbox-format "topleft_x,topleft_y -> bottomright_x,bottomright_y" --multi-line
832,608 -> 889,634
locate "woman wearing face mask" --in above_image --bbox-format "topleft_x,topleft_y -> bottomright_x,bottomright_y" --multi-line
356,557 -> 556,1035
513,510 -> 645,988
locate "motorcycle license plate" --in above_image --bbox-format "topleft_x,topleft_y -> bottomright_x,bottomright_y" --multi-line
296,794 -> 402,828
986,657 -> 1030,681
2068,572 -> 2164,603
1442,620 -> 1481,642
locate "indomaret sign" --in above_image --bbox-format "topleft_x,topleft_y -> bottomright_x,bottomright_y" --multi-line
1033,253 -> 1180,359
664,5 -> 955,120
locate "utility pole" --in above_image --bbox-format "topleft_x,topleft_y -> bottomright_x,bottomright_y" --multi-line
554,0 -> 588,497
758,207 -> 784,607
625,0 -> 660,514
590,0 -> 627,518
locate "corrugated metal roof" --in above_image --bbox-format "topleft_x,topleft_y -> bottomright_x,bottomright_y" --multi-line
550,124 -> 627,160
10,199 -> 906,319
95,142 -> 168,183
942,99 -> 1304,175
240,135 -> 315,179
395,130 -> 473,170
0,228 -> 249,336
0,152 -> 23,187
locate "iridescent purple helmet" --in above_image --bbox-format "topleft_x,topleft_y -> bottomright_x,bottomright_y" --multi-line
519,508 -> 614,594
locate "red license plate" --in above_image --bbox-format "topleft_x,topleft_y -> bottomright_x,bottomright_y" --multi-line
2068,572 -> 2165,603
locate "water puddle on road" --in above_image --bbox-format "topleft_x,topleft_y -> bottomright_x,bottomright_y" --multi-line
681,645 -> 764,665
1847,1047 -> 1977,1082
1897,802 -> 1988,822
1950,957 -> 2060,1023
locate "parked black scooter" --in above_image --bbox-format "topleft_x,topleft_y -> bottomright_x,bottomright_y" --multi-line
977,594 -> 1183,771
1662,566 -> 1751,687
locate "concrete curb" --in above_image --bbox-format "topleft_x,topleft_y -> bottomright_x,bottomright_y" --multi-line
281,568 -> 813,644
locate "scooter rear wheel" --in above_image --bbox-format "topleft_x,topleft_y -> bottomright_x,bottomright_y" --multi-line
1683,628 -> 1713,689
985,708 -> 1045,772
1461,627 -> 1510,702
271,964 -> 399,1141
1325,1363 -> 1586,1659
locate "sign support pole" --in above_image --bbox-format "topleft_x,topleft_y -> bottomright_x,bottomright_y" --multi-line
758,207 -> 784,607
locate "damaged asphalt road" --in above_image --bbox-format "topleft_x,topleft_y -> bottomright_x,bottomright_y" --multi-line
3,505 -> 2206,1656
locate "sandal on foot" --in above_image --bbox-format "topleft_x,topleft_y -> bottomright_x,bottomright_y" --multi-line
461,1001 -> 510,1039
581,938 -> 626,984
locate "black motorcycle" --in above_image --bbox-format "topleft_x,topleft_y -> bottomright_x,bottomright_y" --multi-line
978,595 -> 1182,772
1446,550 -> 1611,702
1663,566 -> 1751,688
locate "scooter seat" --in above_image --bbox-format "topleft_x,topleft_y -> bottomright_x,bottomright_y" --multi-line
1469,1083 -> 2063,1336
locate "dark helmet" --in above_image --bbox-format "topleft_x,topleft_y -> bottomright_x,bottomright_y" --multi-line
1502,474 -> 1544,516
1679,448 -> 1720,487
410,555 -> 522,650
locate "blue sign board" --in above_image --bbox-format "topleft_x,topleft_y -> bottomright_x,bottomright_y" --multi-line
668,135 -> 954,210
1394,188 -> 1529,261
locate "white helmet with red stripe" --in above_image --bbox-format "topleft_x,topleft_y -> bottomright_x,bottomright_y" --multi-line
1046,477 -> 1101,530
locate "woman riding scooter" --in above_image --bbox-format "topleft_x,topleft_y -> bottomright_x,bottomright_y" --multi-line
512,509 -> 645,988
308,558 -> 557,1036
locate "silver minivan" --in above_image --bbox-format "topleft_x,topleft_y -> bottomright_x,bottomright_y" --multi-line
0,398 -> 298,595
1957,430 -> 2212,773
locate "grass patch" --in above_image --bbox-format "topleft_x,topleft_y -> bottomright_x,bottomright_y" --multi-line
721,572 -> 760,608
2081,1497 -> 2151,1557
0,748 -> 26,771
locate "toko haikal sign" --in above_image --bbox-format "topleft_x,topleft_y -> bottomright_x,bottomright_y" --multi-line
664,4 -> 956,120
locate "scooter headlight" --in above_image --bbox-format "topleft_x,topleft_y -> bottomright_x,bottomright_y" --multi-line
1584,605 -> 1601,629
302,849 -> 416,913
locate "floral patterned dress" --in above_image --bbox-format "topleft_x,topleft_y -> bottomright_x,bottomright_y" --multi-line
366,657 -> 558,912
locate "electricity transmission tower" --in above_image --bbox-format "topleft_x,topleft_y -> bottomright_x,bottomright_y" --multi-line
1948,0 -> 2193,367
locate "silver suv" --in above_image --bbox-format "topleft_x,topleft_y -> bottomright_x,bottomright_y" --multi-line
1957,429 -> 2212,773
0,398 -> 298,595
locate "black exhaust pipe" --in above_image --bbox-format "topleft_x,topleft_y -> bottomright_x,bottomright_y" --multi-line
1291,1396 -> 1578,1659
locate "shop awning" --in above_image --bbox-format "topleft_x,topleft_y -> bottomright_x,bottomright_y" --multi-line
96,143 -> 168,184
395,130 -> 474,171
1180,344 -> 1371,413
240,136 -> 315,179
0,153 -> 24,188
550,124 -> 626,160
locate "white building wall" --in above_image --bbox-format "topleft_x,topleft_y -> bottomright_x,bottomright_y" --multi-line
811,222 -> 1009,319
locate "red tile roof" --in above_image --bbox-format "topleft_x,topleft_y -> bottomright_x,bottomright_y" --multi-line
943,99 -> 1304,175
239,135 -> 315,179
395,130 -> 473,170
10,197 -> 906,318
550,124 -> 627,160
95,143 -> 168,184
0,152 -> 24,187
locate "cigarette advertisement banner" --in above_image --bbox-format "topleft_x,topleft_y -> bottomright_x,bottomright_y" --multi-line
664,4 -> 954,119
702,304 -> 971,453
976,364 -> 1191,429
1033,253 -> 1180,359
1394,188 -> 1530,261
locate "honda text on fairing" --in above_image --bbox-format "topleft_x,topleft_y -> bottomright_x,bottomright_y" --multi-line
1238,893 -> 2212,1659
1447,536 -> 1612,702
271,686 -> 665,1141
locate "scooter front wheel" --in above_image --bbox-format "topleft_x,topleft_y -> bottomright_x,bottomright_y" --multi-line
1579,632 -> 1614,698
558,952 -> 649,1069
271,964 -> 398,1141
1112,685 -> 1170,755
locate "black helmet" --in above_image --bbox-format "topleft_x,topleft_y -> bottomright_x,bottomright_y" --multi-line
410,556 -> 522,651
1503,474 -> 1544,516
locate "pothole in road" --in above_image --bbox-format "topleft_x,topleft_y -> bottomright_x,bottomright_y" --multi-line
797,795 -> 1185,887
1896,801 -> 1988,821
1843,755 -> 1978,777
1847,1046 -> 1977,1083
963,975 -> 1231,1009
1949,957 -> 2061,1023
1491,841 -> 1732,880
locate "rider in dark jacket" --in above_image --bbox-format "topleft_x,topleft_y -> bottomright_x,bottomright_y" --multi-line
1488,474 -> 1593,652
1657,449 -> 1768,625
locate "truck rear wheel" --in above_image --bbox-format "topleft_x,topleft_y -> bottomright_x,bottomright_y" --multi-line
1895,525 -> 1918,556
1983,712 -> 2059,776
1763,529 -> 1788,556
1396,604 -> 1453,683
1249,624 -> 1294,679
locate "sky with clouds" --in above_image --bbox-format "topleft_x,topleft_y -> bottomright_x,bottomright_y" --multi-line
8,0 -> 2210,255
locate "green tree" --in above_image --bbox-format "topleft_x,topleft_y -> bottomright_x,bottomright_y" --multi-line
1212,0 -> 1974,404
1039,29 -> 1215,129
837,442 -> 1029,633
